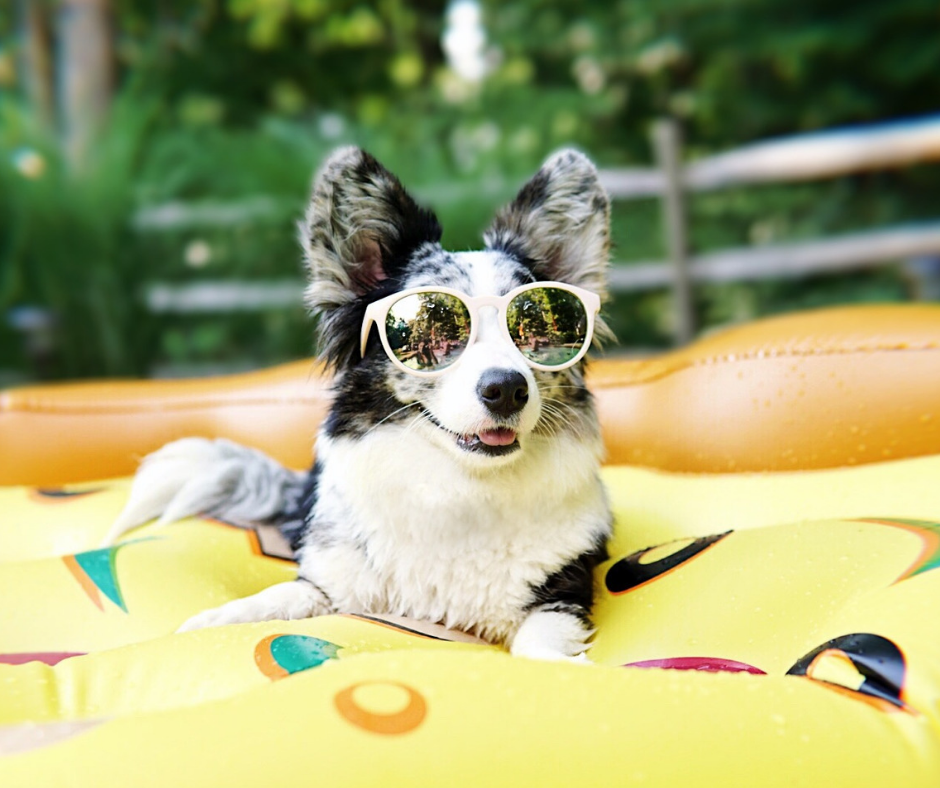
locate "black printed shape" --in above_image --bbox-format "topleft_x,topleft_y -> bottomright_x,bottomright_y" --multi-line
787,633 -> 907,708
605,532 -> 732,595
34,488 -> 105,499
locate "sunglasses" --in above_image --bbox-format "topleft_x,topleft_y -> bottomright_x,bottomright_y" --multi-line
360,282 -> 601,376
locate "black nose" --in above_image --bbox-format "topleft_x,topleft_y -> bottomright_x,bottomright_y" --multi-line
477,369 -> 529,417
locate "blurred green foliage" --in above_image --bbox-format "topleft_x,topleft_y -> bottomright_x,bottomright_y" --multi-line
0,0 -> 937,380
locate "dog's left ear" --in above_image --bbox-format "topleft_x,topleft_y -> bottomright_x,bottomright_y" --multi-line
301,146 -> 441,310
301,147 -> 442,370
484,149 -> 610,295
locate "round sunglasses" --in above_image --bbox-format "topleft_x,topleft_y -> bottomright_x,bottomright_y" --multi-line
360,282 -> 601,376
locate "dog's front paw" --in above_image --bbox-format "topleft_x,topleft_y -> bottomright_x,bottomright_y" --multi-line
177,604 -> 247,633
176,596 -> 284,632
176,580 -> 333,633
509,609 -> 593,663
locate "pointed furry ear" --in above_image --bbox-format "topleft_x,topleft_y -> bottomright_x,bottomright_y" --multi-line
300,147 -> 442,371
300,146 -> 442,316
484,149 -> 610,296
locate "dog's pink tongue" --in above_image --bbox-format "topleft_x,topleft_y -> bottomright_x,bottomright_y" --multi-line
478,428 -> 517,447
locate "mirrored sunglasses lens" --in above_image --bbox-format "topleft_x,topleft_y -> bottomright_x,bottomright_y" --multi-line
507,287 -> 589,366
384,292 -> 471,372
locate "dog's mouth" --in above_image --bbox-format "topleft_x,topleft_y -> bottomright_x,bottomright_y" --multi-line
456,428 -> 519,457
426,413 -> 520,457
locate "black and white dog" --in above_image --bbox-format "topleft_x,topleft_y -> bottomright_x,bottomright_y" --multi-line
107,147 -> 613,661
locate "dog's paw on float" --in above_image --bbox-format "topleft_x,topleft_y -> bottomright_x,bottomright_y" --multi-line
101,437 -> 305,547
177,580 -> 333,632
509,609 -> 594,663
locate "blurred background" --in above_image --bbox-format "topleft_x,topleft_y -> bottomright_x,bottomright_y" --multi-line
1,0 -> 939,383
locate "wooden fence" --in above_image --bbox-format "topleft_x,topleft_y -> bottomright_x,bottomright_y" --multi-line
138,115 -> 940,346
601,114 -> 940,343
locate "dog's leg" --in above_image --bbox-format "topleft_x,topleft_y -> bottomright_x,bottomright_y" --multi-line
510,536 -> 607,662
509,608 -> 593,663
177,579 -> 332,632
102,438 -> 307,546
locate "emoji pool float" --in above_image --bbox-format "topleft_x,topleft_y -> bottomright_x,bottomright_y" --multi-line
0,303 -> 939,786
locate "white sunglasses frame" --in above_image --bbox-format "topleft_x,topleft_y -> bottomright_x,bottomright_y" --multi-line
360,281 -> 601,377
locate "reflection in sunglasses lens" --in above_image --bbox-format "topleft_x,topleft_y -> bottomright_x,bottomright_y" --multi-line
507,288 -> 588,366
385,292 -> 471,371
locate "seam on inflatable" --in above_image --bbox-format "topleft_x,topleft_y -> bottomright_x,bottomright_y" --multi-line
590,345 -> 940,388
2,346 -> 937,409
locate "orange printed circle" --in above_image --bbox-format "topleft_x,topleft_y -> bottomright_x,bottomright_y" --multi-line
334,681 -> 427,735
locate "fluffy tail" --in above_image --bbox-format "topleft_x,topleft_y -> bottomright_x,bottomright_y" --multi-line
102,438 -> 308,547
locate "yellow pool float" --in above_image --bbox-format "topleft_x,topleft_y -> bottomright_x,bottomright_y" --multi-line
0,304 -> 939,786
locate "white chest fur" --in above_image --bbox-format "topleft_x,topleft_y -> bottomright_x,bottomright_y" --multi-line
302,425 -> 609,643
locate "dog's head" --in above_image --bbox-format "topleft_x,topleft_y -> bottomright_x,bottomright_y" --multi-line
301,147 -> 610,468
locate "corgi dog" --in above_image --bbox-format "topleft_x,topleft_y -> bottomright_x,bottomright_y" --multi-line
108,147 -> 613,661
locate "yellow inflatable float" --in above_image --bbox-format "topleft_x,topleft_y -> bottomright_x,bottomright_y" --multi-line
1,304 -> 939,786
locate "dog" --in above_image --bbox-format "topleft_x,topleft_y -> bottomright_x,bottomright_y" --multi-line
106,147 -> 613,661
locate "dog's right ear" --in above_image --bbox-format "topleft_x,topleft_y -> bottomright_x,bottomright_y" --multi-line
484,149 -> 609,296
300,147 -> 442,370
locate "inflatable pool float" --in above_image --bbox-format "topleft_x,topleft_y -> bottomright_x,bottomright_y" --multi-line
1,304 -> 939,786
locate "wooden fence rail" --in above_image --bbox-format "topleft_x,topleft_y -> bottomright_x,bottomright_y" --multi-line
608,223 -> 940,291
600,114 -> 940,342
599,114 -> 940,197
130,115 -> 940,344
144,221 -> 940,314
